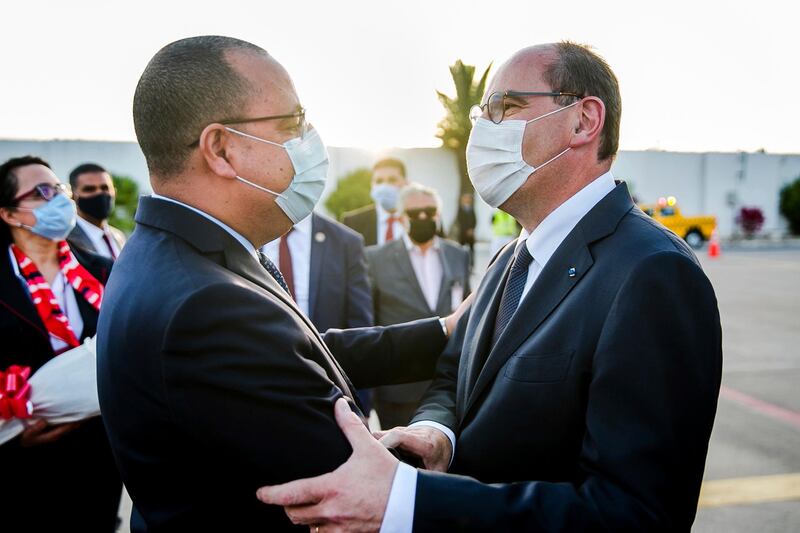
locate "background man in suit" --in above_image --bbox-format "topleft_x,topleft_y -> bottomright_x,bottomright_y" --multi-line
341,158 -> 408,246
368,183 -> 470,429
261,212 -> 376,411
67,163 -> 126,258
259,41 -> 723,533
97,36 -> 462,532
261,212 -> 372,331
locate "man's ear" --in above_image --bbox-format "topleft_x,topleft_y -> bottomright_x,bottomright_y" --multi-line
569,97 -> 605,150
198,124 -> 238,181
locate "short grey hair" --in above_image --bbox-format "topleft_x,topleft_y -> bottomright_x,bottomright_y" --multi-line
399,182 -> 442,213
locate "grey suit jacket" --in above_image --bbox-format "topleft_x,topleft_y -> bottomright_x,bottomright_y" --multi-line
366,237 -> 471,402
68,219 -> 127,256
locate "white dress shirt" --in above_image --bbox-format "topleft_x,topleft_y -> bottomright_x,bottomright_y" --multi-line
75,216 -> 121,259
380,171 -> 617,533
8,246 -> 83,353
260,215 -> 313,316
150,194 -> 258,259
376,204 -> 405,246
402,234 -> 443,312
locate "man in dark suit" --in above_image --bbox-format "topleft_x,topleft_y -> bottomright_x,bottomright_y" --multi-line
261,211 -> 376,411
367,183 -> 471,428
258,42 -> 722,533
97,36 -> 461,532
341,158 -> 408,246
67,163 -> 127,258
261,212 -> 373,332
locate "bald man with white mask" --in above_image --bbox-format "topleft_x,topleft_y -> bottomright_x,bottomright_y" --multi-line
259,42 -> 722,533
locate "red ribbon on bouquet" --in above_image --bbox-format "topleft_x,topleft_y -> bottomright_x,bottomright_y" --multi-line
0,365 -> 33,420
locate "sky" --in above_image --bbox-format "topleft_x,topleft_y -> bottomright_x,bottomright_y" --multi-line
1,0 -> 798,154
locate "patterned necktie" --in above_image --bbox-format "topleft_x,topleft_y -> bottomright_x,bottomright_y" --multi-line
257,251 -> 291,295
278,229 -> 296,299
491,243 -> 534,347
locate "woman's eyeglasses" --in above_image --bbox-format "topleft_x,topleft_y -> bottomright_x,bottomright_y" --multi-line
12,182 -> 72,205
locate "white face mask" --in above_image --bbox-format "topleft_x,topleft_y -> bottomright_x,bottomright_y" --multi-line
466,100 -> 580,208
226,126 -> 329,224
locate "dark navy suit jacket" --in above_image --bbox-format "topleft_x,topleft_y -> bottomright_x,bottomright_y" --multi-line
411,182 -> 722,532
307,213 -> 373,332
96,197 -> 446,532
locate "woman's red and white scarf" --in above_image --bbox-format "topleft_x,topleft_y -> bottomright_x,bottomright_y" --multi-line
11,241 -> 103,349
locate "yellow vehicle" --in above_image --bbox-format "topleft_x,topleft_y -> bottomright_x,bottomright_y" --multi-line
639,197 -> 717,249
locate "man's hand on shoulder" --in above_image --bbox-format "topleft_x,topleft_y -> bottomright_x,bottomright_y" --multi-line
444,292 -> 474,337
375,425 -> 452,472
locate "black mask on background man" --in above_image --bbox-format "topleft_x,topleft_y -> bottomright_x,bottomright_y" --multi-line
78,193 -> 114,220
409,218 -> 437,244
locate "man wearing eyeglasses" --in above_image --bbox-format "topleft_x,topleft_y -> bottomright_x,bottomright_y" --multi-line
366,183 -> 471,430
67,163 -> 126,259
258,41 -> 722,533
96,36 -> 466,532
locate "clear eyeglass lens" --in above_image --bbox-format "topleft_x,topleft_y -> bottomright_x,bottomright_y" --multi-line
487,92 -> 505,124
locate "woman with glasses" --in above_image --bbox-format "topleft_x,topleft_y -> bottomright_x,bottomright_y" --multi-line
0,155 -> 122,531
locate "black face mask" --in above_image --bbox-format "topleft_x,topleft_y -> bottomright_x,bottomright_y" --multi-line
408,218 -> 437,244
77,193 -> 114,221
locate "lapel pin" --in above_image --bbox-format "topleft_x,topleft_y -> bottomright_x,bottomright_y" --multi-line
568,267 -> 577,278
314,232 -> 326,243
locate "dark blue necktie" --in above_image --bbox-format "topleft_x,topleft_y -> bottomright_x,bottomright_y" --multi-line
258,251 -> 291,295
491,244 -> 534,347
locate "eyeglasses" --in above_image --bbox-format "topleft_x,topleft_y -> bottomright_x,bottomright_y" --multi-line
188,108 -> 307,147
405,207 -> 437,220
12,182 -> 72,205
469,90 -> 583,124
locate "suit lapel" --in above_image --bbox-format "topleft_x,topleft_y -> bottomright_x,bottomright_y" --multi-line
135,196 -> 360,407
462,181 -> 635,420
68,223 -> 96,253
457,243 -> 516,418
391,240 -> 431,313
435,244 -> 455,315
308,214 -> 326,322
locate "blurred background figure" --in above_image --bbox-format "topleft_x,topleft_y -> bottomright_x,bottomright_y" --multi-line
67,162 -> 126,259
0,156 -> 122,532
366,183 -> 470,429
342,157 -> 408,246
261,212 -> 375,411
455,192 -> 477,267
490,208 -> 521,256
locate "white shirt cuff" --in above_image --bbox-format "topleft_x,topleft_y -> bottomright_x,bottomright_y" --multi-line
408,420 -> 456,465
380,462 -> 417,533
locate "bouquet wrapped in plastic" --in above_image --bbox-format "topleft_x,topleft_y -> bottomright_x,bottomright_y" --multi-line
0,336 -> 100,446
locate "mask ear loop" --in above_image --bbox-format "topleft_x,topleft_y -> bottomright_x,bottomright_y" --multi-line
234,175 -> 287,199
525,100 -> 581,124
225,127 -> 289,199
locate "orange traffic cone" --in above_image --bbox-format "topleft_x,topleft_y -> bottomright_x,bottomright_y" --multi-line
708,229 -> 721,258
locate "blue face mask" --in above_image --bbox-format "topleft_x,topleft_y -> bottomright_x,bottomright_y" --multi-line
225,126 -> 329,224
371,183 -> 401,211
14,193 -> 77,240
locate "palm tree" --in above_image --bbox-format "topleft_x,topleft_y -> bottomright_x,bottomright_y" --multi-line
436,60 -> 492,194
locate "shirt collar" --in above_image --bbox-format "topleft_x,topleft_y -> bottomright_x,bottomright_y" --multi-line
75,215 -> 107,239
376,203 -> 401,222
519,170 -> 616,267
402,232 -> 440,253
150,193 -> 258,258
293,214 -> 313,235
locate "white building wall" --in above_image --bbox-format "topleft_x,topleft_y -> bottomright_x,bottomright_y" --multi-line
2,139 -> 798,240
